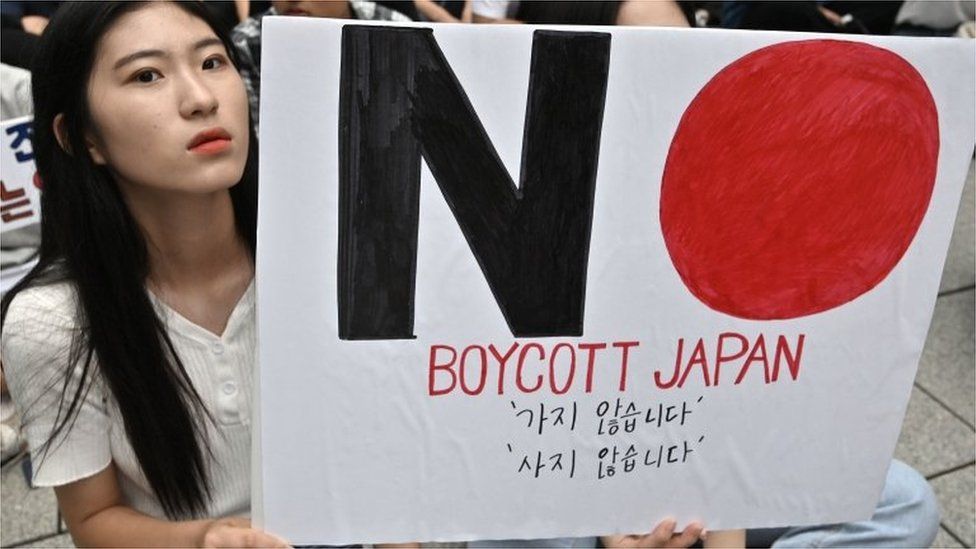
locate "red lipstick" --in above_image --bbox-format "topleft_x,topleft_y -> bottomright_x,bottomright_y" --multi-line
188,128 -> 232,155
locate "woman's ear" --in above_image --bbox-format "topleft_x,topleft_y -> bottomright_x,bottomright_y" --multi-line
52,113 -> 71,154
53,113 -> 107,164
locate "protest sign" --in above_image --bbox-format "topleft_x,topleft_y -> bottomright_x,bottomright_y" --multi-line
1,115 -> 40,294
256,19 -> 975,544
0,116 -> 40,234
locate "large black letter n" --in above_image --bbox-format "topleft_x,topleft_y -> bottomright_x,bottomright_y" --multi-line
339,26 -> 610,340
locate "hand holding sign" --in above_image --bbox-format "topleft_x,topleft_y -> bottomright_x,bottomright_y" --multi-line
600,519 -> 706,548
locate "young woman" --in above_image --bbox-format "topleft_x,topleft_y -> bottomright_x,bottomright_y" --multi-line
0,1 -> 282,546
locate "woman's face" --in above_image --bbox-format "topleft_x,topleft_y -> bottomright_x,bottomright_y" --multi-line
84,2 -> 249,195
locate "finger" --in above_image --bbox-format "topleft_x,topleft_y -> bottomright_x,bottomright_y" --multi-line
604,534 -> 642,548
650,518 -> 677,546
601,535 -> 621,548
668,522 -> 704,548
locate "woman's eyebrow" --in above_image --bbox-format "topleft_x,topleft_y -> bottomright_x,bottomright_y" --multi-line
112,38 -> 223,70
113,49 -> 166,70
192,37 -> 223,51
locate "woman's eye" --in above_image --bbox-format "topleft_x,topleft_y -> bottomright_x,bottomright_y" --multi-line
202,56 -> 224,70
135,69 -> 161,83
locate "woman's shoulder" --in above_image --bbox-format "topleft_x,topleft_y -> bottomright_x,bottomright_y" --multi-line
3,282 -> 83,363
4,281 -> 81,329
2,281 -> 111,490
3,282 -> 87,422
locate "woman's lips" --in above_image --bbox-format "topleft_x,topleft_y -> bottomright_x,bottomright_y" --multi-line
189,138 -> 231,154
188,128 -> 232,154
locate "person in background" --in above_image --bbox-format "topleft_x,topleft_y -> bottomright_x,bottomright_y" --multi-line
0,0 -> 59,35
231,0 -> 412,135
0,62 -> 36,467
723,1 -> 903,34
892,0 -> 975,36
415,0 -> 472,22
471,0 -> 691,26
201,0 -> 250,35
470,0 -> 518,23
377,0 -> 476,22
0,1 -> 61,69
375,0 -> 420,19
514,0 -> 690,26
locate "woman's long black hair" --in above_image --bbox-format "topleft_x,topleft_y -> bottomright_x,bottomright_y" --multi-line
0,1 -> 258,518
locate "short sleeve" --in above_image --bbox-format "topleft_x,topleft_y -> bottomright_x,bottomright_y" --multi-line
1,284 -> 111,486
471,0 -> 514,19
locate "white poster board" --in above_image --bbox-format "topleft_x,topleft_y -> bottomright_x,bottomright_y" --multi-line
0,116 -> 40,234
256,19 -> 975,545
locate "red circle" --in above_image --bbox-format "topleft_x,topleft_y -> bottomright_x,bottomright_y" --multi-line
661,40 -> 939,320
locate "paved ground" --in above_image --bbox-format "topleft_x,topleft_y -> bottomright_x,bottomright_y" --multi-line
891,157 -> 976,548
1,160 -> 974,547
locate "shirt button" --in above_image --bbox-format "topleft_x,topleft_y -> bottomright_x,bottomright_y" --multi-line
222,382 -> 237,395
211,342 -> 224,355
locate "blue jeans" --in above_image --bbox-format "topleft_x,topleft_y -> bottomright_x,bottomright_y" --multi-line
469,460 -> 939,548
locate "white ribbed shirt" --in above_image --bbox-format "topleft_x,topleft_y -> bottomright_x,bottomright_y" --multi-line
1,280 -> 254,519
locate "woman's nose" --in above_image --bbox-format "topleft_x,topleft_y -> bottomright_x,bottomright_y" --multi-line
178,72 -> 219,118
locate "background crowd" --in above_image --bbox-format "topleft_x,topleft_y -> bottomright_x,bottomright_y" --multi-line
3,0 -> 975,78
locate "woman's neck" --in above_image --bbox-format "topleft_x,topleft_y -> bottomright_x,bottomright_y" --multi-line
121,186 -> 251,292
